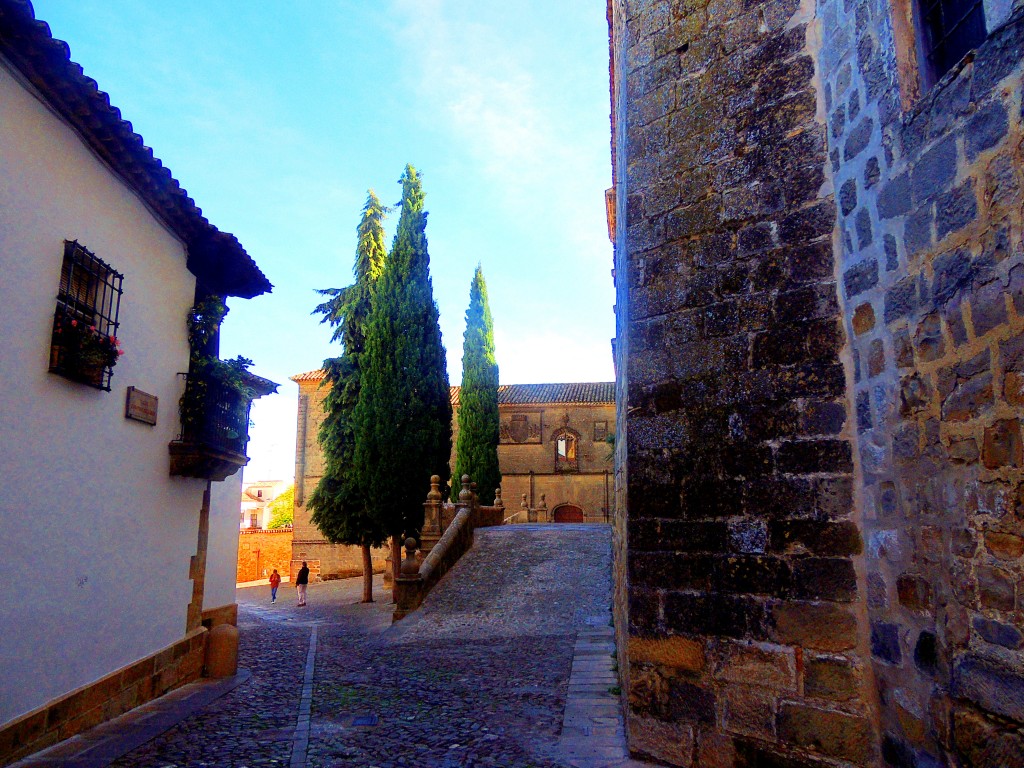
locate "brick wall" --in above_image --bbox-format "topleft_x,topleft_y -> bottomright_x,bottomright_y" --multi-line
612,0 -> 877,764
236,528 -> 293,583
822,3 -> 1024,764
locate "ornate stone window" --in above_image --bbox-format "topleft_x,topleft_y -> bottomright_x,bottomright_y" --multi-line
552,428 -> 580,473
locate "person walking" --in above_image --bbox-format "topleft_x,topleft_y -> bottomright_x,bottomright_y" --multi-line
269,569 -> 281,603
296,561 -> 310,607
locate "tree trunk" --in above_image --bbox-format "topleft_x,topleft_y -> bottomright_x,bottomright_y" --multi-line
361,543 -> 373,603
391,535 -> 401,582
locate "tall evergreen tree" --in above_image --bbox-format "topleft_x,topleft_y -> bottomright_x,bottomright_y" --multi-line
353,165 -> 452,562
307,190 -> 387,602
454,265 -> 501,505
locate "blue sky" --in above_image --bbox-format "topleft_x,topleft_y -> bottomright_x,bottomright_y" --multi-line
33,1 -> 615,481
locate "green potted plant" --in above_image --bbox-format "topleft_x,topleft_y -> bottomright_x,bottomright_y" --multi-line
50,313 -> 123,387
170,296 -> 276,479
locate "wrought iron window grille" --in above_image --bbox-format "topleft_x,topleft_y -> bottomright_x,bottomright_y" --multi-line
920,0 -> 986,81
49,240 -> 124,391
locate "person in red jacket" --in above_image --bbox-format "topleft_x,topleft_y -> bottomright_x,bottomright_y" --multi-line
269,569 -> 281,604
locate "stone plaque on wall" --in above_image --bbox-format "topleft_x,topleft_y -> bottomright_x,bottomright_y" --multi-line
500,413 -> 541,444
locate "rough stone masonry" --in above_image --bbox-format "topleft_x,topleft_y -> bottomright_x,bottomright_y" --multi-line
610,0 -> 1024,765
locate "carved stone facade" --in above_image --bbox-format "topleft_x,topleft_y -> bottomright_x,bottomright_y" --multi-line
610,0 -> 1024,766
290,372 -> 616,580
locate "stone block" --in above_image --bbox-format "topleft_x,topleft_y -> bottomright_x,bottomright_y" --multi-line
981,419 -> 1022,469
984,530 -> 1024,560
870,621 -> 902,664
839,178 -> 857,215
843,116 -> 874,161
628,713 -> 695,766
791,557 -> 858,601
805,656 -> 860,701
878,172 -> 911,218
935,180 -> 978,242
952,655 -> 1024,722
911,133 -> 957,198
667,678 -> 717,725
896,574 -> 933,611
964,100 -> 1009,161
715,640 -> 798,690
970,281 -> 1008,337
952,706 -> 1024,768
852,302 -> 875,335
628,636 -> 706,672
941,372 -> 993,422
972,616 -> 1023,649
978,566 -> 1015,611
776,439 -> 852,474
723,685 -> 778,737
769,601 -> 858,651
932,248 -> 975,305
777,702 -> 872,762
867,338 -> 885,377
885,276 -> 919,324
768,520 -> 862,556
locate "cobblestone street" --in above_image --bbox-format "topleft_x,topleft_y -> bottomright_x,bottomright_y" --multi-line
79,525 -> 631,768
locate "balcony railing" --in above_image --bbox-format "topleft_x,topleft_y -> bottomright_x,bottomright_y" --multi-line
169,369 -> 276,481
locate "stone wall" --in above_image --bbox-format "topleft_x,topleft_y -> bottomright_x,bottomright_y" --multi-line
821,3 -> 1024,764
613,0 -> 1024,765
236,528 -> 293,584
612,0 -> 878,764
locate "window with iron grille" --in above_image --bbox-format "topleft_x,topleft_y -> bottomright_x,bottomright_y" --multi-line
919,0 -> 987,81
49,240 -> 124,391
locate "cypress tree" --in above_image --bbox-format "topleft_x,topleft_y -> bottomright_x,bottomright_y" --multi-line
454,265 -> 501,505
307,190 -> 387,602
353,165 -> 452,564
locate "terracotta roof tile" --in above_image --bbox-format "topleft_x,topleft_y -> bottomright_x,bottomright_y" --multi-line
291,369 -> 326,383
0,0 -> 271,298
450,382 -> 614,407
290,370 -> 614,406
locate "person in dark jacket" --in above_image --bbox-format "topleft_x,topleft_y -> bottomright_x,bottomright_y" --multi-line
296,562 -> 310,606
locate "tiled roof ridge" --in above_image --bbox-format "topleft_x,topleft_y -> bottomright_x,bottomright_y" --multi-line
0,0 -> 271,298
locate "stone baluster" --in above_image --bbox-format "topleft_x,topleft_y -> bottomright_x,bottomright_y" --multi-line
420,474 -> 443,555
456,474 -> 472,527
399,537 -> 419,576
392,536 -> 423,622
538,493 -> 548,523
493,486 -> 503,509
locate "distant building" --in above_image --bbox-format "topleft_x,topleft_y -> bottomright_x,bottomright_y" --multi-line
240,479 -> 289,529
290,370 -> 615,579
0,3 -> 273,763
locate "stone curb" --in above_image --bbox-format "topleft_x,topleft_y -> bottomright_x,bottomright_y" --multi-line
8,670 -> 252,768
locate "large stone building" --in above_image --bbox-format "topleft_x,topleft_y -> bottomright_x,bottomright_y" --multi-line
291,370 -> 615,579
0,3 -> 272,762
610,0 -> 1024,766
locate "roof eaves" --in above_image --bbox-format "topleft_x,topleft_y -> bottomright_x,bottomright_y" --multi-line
0,0 -> 272,299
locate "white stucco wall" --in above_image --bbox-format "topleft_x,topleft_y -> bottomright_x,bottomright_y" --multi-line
0,58 -> 234,725
206,474 -> 243,611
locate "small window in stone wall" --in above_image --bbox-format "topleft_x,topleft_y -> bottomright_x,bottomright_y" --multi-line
49,240 -> 124,391
919,0 -> 986,80
594,421 -> 609,441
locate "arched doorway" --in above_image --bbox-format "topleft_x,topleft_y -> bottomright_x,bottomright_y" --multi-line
552,504 -> 584,523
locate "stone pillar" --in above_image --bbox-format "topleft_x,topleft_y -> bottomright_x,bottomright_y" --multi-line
524,493 -> 535,523
392,537 -> 423,622
537,493 -> 548,523
420,474 -> 443,555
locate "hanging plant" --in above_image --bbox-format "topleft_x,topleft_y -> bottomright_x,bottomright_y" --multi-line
179,296 -> 258,444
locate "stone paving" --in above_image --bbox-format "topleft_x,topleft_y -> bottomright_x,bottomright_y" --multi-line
16,525 -> 649,768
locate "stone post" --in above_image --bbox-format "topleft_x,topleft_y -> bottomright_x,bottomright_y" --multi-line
455,474 -> 472,528
522,493 -> 532,523
538,493 -> 548,523
493,485 -> 503,510
392,537 -> 423,622
420,474 -> 443,556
